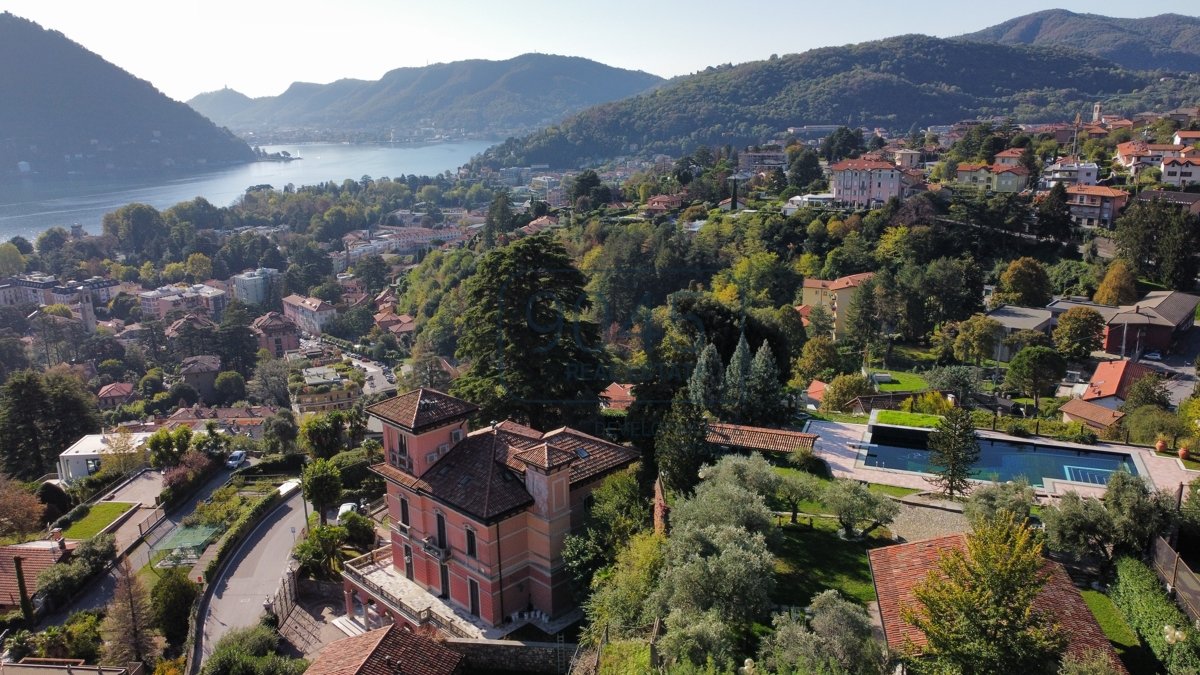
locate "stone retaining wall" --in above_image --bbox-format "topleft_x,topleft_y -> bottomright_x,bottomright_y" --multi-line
445,638 -> 575,674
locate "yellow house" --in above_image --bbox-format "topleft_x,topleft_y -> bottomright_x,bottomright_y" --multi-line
799,272 -> 874,340
990,164 -> 1030,193
955,162 -> 990,187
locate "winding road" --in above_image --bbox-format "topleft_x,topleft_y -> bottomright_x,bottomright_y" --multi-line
197,490 -> 307,661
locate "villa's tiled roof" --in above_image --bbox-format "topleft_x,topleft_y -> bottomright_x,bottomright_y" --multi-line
305,623 -> 464,675
868,535 -> 1127,672
1059,398 -> 1125,430
366,388 -> 478,433
372,409 -> 638,522
0,541 -> 72,610
1083,361 -> 1158,401
705,422 -> 818,452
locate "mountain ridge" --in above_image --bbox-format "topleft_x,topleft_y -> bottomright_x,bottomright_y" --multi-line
958,10 -> 1200,72
472,33 -> 1198,169
186,54 -> 664,140
0,12 -> 254,176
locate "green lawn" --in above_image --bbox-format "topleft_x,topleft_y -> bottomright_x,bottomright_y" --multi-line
1156,450 -> 1200,471
599,640 -> 652,675
1080,589 -> 1160,674
772,519 -> 891,607
63,501 -> 134,540
875,371 -> 929,393
875,410 -> 942,428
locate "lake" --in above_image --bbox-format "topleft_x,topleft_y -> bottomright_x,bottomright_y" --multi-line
0,140 -> 496,240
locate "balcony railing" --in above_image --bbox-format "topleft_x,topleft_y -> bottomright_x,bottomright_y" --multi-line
422,536 -> 450,562
343,547 -> 471,639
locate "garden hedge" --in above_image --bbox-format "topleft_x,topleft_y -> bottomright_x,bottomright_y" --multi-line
203,492 -> 281,582
1110,556 -> 1200,672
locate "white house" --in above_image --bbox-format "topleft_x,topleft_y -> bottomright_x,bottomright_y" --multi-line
57,433 -> 152,483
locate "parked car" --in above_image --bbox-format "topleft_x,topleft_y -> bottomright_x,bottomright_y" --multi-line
1143,351 -> 1163,361
336,502 -> 361,525
225,450 -> 246,469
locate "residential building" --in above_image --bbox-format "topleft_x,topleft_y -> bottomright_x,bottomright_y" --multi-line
599,382 -> 636,412
374,309 -> 417,347
992,147 -> 1024,166
739,147 -> 787,172
1040,158 -> 1098,189
984,305 -> 1053,361
830,159 -> 902,207
1173,130 -> 1200,146
341,389 -> 639,636
892,148 -> 922,169
1048,291 -> 1200,355
57,432 -> 151,482
954,162 -> 990,188
164,313 -> 218,344
230,268 -> 279,306
0,661 -> 142,675
798,272 -> 874,340
180,355 -> 221,404
989,164 -> 1030,193
250,311 -> 300,357
868,534 -> 1127,672
305,624 -> 463,675
282,294 -> 338,335
1059,398 -> 1124,432
164,405 -> 278,439
1161,157 -> 1200,187
1065,185 -> 1129,228
138,284 -> 227,321
643,193 -> 684,217
781,193 -> 834,215
1115,141 -> 1185,175
1081,360 -> 1158,410
1133,189 -> 1200,216
96,382 -> 136,410
292,366 -> 360,414
1,539 -> 73,612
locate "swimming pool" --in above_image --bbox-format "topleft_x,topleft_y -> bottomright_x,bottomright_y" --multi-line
861,438 -> 1139,488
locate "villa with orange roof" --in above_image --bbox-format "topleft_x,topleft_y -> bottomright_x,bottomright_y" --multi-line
1081,360 -> 1158,410
341,389 -> 639,637
798,272 -> 875,340
1065,185 -> 1129,228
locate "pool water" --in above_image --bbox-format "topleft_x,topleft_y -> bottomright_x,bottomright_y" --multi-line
862,439 -> 1138,487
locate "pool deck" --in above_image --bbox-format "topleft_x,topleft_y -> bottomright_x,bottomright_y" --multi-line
806,420 -> 1197,499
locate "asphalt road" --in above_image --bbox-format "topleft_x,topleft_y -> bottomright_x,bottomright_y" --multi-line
198,491 -> 307,660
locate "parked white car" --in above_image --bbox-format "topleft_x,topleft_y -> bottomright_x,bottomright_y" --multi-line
225,450 -> 246,468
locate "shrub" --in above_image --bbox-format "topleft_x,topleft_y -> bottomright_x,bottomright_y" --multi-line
339,511 -> 376,551
203,493 -> 280,582
1062,423 -> 1098,445
329,448 -> 370,488
37,534 -> 114,607
1109,556 -> 1200,673
152,568 -> 200,647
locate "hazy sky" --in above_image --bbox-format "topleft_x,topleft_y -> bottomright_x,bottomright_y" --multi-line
3,1 -> 1198,102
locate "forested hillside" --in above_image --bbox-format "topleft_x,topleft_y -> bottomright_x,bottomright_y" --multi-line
0,12 -> 254,176
187,54 -> 663,140
471,34 -> 1198,169
960,10 -> 1200,72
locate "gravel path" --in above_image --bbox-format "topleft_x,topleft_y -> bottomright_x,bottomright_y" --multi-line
889,502 -> 969,542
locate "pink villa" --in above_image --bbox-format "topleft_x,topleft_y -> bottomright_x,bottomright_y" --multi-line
341,388 -> 639,636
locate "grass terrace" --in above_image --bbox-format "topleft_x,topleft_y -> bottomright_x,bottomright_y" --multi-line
1080,589 -> 1158,674
772,519 -> 892,607
874,410 -> 942,428
874,371 -> 929,393
63,501 -> 135,540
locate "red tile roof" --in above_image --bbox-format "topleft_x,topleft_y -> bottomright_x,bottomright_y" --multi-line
994,148 -> 1025,158
0,541 -> 71,610
868,535 -> 1127,672
305,624 -> 464,675
373,414 -> 639,522
1082,360 -> 1157,402
179,354 -> 221,374
97,382 -> 134,400
705,422 -> 818,452
1059,398 -> 1125,430
366,389 -> 479,433
806,379 -> 827,403
1066,185 -> 1129,198
804,272 -> 874,291
600,382 -> 636,411
956,162 -> 988,172
250,311 -> 296,333
830,159 -> 896,172
990,164 -> 1030,175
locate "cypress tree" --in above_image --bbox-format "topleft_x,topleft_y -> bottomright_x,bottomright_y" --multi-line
723,333 -> 752,422
655,392 -> 712,495
747,341 -> 785,425
688,343 -> 723,415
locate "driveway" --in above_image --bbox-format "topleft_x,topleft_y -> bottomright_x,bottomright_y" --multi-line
198,491 -> 307,660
